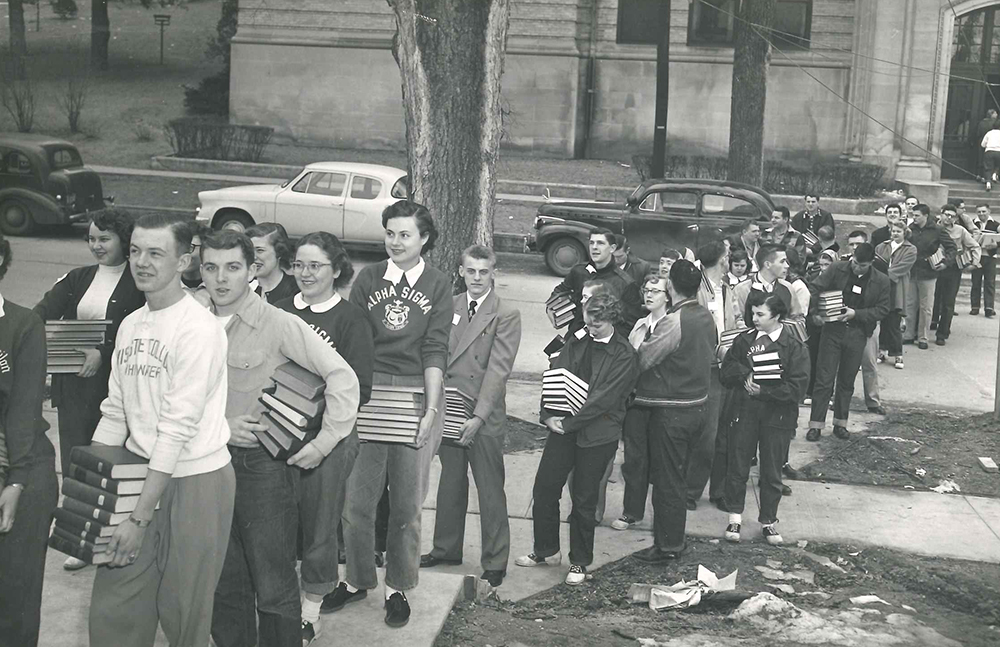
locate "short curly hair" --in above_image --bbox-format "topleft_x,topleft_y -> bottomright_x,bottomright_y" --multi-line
91,208 -> 136,251
583,292 -> 621,325
0,231 -> 11,282
381,200 -> 438,253
295,231 -> 355,289
245,222 -> 293,270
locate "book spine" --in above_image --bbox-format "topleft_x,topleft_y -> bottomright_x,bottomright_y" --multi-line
61,497 -> 117,525
51,525 -> 103,553
62,478 -> 123,513
69,448 -> 115,479
48,533 -> 101,564
54,518 -> 107,544
53,507 -> 109,536
68,464 -> 125,495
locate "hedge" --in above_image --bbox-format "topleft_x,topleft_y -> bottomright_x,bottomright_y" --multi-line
164,118 -> 273,163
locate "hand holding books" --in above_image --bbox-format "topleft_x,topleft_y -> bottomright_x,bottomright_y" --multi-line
545,293 -> 576,329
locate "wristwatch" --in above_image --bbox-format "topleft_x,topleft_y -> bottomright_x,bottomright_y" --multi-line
128,514 -> 151,528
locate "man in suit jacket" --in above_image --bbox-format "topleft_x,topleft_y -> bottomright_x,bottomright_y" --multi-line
421,245 -> 522,588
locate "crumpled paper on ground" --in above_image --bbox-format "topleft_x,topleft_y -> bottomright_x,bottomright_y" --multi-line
629,565 -> 738,610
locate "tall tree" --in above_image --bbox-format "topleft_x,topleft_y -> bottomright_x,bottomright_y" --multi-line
727,0 -> 775,186
91,0 -> 110,70
387,0 -> 511,282
7,0 -> 27,78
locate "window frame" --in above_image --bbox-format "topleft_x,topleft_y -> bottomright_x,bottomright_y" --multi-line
616,0 -> 661,45
349,175 -> 383,201
685,0 -> 812,50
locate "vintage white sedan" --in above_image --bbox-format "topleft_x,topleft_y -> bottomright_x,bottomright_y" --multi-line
195,162 -> 408,247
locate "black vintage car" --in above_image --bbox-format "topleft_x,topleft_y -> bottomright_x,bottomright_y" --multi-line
527,178 -> 775,276
0,134 -> 108,235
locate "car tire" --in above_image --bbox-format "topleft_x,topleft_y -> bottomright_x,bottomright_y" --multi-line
0,198 -> 36,236
214,210 -> 254,233
544,236 -> 587,277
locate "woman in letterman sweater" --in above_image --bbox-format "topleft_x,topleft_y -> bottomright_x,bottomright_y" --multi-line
32,209 -> 145,570
274,231 -> 374,640
335,201 -> 452,629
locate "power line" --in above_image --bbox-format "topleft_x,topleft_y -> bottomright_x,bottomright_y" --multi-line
944,0 -> 1000,109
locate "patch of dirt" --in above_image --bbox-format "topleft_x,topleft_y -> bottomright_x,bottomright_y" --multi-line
800,410 -> 1000,497
502,416 -> 549,454
435,537 -> 1000,647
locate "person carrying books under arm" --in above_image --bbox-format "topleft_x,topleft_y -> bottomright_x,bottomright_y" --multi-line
0,231 -> 58,647
87,214 -> 236,647
199,231 -> 361,647
515,293 -> 638,585
719,292 -> 809,546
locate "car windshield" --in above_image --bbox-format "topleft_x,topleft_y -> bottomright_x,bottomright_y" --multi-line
281,169 -> 305,188
47,146 -> 83,170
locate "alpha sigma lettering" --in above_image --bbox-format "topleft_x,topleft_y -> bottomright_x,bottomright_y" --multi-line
367,284 -> 432,315
367,285 -> 399,310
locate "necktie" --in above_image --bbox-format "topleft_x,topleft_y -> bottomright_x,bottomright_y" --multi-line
469,299 -> 477,320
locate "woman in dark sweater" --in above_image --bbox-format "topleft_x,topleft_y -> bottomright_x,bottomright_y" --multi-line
32,209 -> 145,570
0,231 -> 59,647
246,222 -> 299,304
333,201 -> 451,629
274,231 -> 374,638
719,291 -> 809,547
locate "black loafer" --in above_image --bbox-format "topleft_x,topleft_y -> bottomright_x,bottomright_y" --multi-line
481,569 -> 505,587
420,553 -> 462,568
781,484 -> 792,496
833,425 -> 850,439
633,545 -> 683,564
320,582 -> 367,614
685,499 -> 697,511
782,463 -> 801,479
867,405 -> 886,415
384,592 -> 410,628
918,341 -> 929,350
806,428 -> 821,442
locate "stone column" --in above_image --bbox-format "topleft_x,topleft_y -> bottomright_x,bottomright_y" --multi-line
895,0 -> 943,181
843,0 -> 878,161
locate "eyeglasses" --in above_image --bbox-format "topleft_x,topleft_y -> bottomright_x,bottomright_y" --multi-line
291,261 -> 332,273
642,288 -> 666,295
190,243 -> 201,252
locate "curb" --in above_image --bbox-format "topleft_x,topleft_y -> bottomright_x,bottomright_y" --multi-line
149,156 -> 885,215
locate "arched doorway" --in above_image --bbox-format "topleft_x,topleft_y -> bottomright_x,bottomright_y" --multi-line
942,5 -> 1000,179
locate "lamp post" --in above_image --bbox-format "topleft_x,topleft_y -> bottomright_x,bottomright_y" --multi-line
154,14 -> 171,65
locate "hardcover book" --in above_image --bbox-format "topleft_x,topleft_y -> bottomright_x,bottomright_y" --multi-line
70,445 -> 149,480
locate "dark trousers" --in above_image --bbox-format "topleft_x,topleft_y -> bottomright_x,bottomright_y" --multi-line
621,406 -> 653,520
806,326 -> 822,397
685,368 -> 722,504
531,432 -> 617,567
724,400 -> 792,524
212,448 -> 301,647
879,309 -> 904,356
648,405 -> 705,552
54,373 -> 106,476
375,477 -> 390,553
0,451 -> 57,647
985,149 -> 1000,179
809,323 -> 867,428
708,390 -> 735,502
972,256 -> 997,311
932,266 -> 961,339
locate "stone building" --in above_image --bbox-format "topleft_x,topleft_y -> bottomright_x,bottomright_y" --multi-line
229,0 -> 1000,185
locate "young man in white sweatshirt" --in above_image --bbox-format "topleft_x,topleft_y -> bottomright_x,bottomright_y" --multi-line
89,213 -> 236,647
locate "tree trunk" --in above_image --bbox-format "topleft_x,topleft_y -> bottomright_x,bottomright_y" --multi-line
8,0 -> 27,79
388,0 -> 511,285
727,0 -> 774,186
91,0 -> 110,70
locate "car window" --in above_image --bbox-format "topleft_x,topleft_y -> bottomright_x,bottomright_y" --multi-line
307,172 -> 347,197
351,176 -> 382,200
49,147 -> 82,169
391,177 -> 409,199
702,194 -> 758,216
6,152 -> 32,176
639,191 -> 697,213
291,172 -> 312,193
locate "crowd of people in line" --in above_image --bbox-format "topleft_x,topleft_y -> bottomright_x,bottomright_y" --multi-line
0,190 -> 992,647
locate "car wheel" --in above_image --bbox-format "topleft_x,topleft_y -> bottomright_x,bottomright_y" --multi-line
214,210 -> 254,233
544,237 -> 587,277
0,198 -> 36,236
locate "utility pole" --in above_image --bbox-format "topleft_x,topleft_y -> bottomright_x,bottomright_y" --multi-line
650,1 -> 670,178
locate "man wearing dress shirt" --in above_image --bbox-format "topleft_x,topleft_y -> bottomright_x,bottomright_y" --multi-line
971,203 -> 999,317
421,245 -> 521,588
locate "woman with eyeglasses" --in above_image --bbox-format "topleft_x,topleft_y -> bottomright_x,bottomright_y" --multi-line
32,209 -> 145,571
274,231 -> 374,642
246,222 -> 298,304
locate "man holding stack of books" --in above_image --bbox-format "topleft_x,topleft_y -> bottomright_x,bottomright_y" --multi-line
806,242 -> 890,442
421,245 -> 521,589
197,230 -> 360,647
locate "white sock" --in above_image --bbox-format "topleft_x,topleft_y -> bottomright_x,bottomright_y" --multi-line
762,522 -> 776,530
729,513 -> 742,525
385,584 -> 400,600
301,598 -> 321,624
344,582 -> 359,593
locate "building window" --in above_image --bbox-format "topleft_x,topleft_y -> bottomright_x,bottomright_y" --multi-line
617,0 -> 661,45
687,0 -> 812,49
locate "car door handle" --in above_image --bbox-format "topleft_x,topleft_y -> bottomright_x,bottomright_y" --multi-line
687,224 -> 700,230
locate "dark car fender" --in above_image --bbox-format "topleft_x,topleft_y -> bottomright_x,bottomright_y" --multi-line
0,187 -> 64,225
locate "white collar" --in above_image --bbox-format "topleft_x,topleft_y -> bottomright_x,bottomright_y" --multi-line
756,327 -> 782,342
383,258 -> 425,286
467,288 -> 491,308
97,262 -> 127,275
642,310 -> 667,332
591,333 -> 613,344
293,291 -> 342,313
0,291 -> 5,318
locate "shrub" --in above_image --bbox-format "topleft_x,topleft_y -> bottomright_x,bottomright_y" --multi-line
631,154 -> 886,199
56,76 -> 88,134
49,0 -> 77,19
164,117 -> 273,162
183,69 -> 230,117
133,121 -> 156,142
0,64 -> 35,133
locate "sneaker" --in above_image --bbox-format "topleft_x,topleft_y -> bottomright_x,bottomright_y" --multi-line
833,425 -> 850,439
565,564 -> 593,586
302,618 -> 321,645
806,428 -> 821,442
320,582 -> 368,614
876,351 -> 886,363
611,514 -> 639,531
803,397 -> 812,405
515,551 -> 562,567
894,357 -> 904,370
63,556 -> 88,571
762,525 -> 784,545
724,523 -> 741,543
384,592 -> 410,628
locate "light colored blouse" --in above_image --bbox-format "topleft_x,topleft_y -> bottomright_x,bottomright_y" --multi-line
76,263 -> 126,320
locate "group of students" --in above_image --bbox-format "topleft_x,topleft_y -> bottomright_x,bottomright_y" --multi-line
0,201 -> 527,647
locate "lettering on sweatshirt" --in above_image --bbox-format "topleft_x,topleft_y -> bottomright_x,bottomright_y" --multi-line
115,337 -> 170,378
366,284 -> 434,330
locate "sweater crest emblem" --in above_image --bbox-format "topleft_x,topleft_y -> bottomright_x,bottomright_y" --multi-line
383,300 -> 410,331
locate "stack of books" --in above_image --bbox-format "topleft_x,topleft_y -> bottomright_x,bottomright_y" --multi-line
256,362 -> 324,461
719,327 -> 751,354
357,385 -> 425,445
779,318 -> 808,343
541,368 -> 589,415
928,247 -> 946,269
801,230 -> 820,249
48,446 -> 151,565
443,387 -> 476,441
818,291 -> 846,321
545,293 -> 576,329
45,320 -> 111,374
543,335 -> 565,359
751,350 -> 783,382
957,250 -> 974,270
